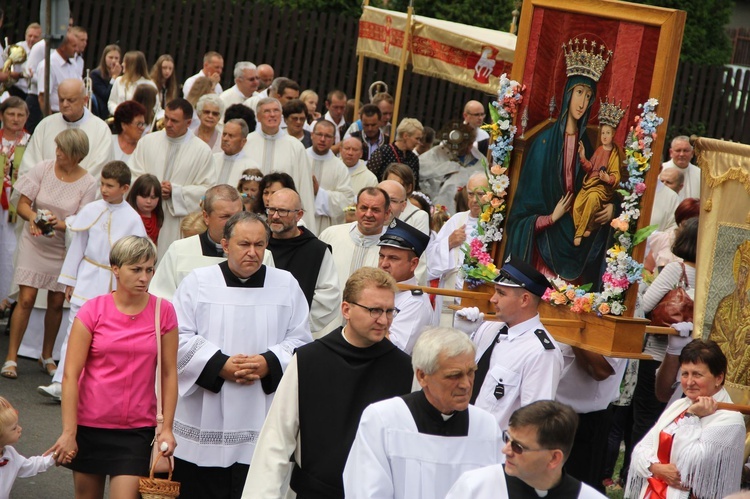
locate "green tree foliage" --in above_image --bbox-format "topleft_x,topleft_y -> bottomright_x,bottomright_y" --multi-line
633,0 -> 734,65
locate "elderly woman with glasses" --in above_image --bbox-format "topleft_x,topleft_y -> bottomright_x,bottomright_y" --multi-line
111,100 -> 147,162
194,94 -> 224,153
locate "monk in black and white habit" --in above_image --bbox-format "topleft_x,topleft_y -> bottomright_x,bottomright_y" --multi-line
241,267 -> 413,499
343,326 -> 503,498
171,212 -> 312,499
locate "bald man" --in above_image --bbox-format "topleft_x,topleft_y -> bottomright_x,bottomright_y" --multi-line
266,188 -> 340,337
257,64 -> 275,92
463,100 -> 490,157
379,180 -> 408,222
19,79 -> 113,179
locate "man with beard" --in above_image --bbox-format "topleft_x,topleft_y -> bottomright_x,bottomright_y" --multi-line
266,188 -> 340,338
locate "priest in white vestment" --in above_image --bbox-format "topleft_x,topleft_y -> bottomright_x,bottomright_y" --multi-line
19,79 -> 112,179
424,173 -> 487,313
447,401 -> 606,499
341,137 -> 378,195
219,62 -> 260,111
661,136 -> 700,200
343,327 -> 502,499
150,185 -> 273,300
243,97 -> 317,233
213,119 -> 260,187
172,212 -> 312,499
318,187 -> 391,335
128,99 -> 215,258
308,120 -> 354,232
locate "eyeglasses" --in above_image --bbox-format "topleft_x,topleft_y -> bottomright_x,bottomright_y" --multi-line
134,121 -> 147,129
467,112 -> 486,118
502,430 -> 548,455
313,132 -> 334,140
265,207 -> 299,217
202,110 -> 221,117
287,116 -> 307,123
349,302 -> 400,319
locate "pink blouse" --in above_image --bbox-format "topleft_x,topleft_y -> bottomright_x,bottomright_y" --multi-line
75,293 -> 177,429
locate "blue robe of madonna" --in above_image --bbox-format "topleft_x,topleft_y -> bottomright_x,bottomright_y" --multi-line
505,75 -> 615,288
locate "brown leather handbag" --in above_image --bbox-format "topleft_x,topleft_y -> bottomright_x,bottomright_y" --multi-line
647,263 -> 693,327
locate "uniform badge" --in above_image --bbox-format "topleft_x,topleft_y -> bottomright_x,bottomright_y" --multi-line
494,382 -> 505,399
534,329 -> 556,350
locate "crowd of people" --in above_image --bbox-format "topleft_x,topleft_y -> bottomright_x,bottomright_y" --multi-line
0,17 -> 747,499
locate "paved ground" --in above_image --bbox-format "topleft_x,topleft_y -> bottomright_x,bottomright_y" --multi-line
0,316 -> 75,498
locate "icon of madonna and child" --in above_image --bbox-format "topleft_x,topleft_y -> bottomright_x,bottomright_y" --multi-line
505,38 -> 630,290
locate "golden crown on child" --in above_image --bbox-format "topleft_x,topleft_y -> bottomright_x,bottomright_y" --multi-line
598,98 -> 626,128
563,38 -> 612,82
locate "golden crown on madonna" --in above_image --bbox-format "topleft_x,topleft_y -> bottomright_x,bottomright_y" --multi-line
562,38 -> 612,82
598,98 -> 626,128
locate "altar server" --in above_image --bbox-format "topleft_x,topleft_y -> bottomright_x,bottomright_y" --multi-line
243,97 -> 316,233
343,326 -> 502,498
171,211 -> 312,498
128,98 -> 214,257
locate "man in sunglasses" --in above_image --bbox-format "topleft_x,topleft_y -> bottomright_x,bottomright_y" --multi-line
456,254 -> 564,432
243,267 -> 412,499
343,326 -> 502,498
447,400 -> 606,498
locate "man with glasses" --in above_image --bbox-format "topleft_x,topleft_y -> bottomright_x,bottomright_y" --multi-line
343,326 -> 502,498
447,401 -> 606,498
150,184 -> 274,300
220,62 -> 260,109
455,254 -> 564,432
243,267 -> 412,499
463,99 -> 490,157
245,97 -> 317,233
20,79 -> 112,179
129,98 -> 215,256
266,188 -> 340,338
307,120 -> 354,231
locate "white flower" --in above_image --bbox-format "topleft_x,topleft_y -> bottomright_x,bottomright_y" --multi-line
498,119 -> 511,131
610,302 -> 624,315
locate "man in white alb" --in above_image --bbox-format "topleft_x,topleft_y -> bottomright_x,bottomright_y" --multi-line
308,120 -> 354,231
340,137 -> 378,195
661,136 -> 700,200
220,62 -> 259,109
183,51 -> 224,97
19,79 -> 112,179
150,185 -> 273,300
213,119 -> 259,187
171,211 -> 311,499
128,98 -> 215,256
244,97 -> 316,233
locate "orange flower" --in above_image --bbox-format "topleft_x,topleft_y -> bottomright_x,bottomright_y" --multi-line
598,303 -> 611,314
490,197 -> 502,208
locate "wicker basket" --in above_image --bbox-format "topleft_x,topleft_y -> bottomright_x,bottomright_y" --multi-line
139,452 -> 180,499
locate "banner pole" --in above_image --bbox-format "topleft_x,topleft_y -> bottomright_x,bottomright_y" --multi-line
390,2 -> 413,144
353,0 -> 370,121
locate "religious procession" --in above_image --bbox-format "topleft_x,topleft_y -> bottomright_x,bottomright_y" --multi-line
0,0 -> 749,497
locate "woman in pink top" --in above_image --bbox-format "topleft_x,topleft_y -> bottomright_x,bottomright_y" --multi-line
48,236 -> 178,498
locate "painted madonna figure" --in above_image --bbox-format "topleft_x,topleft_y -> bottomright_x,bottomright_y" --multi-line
505,39 -> 616,285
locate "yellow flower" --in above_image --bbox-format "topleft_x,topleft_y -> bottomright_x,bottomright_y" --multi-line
486,263 -> 497,273
480,210 -> 491,222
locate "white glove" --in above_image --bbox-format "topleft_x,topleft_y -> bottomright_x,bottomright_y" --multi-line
671,321 -> 693,337
666,334 -> 693,356
455,306 -> 484,322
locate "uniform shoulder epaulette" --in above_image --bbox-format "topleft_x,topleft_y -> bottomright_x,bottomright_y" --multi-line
534,329 -> 556,350
411,289 -> 423,296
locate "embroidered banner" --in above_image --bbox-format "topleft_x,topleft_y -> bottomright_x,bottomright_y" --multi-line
356,7 -> 516,93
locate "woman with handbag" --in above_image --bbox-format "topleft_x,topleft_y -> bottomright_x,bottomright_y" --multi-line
47,236 -> 178,498
630,218 -> 698,463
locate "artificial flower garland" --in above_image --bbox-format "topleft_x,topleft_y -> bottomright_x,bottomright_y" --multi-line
543,98 -> 663,315
461,74 -> 523,287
